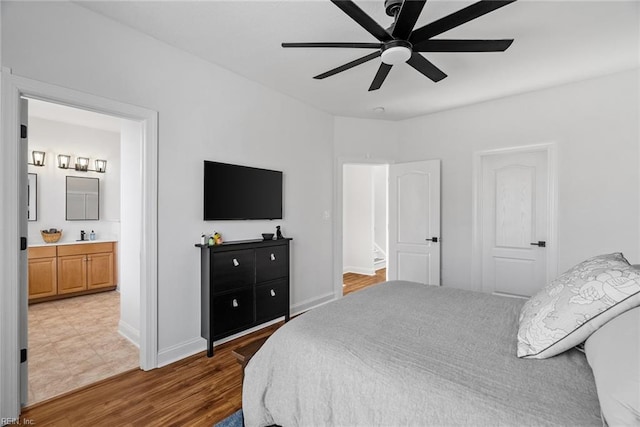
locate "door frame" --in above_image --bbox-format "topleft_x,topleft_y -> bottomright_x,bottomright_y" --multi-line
333,157 -> 393,300
471,143 -> 558,293
0,69 -> 159,418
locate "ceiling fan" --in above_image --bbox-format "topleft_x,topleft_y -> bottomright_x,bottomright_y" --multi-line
282,0 -> 517,91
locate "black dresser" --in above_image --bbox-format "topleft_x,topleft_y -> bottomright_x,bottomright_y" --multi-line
197,238 -> 291,357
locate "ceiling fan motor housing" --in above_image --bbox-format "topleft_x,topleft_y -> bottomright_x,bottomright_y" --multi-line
381,40 -> 412,65
384,0 -> 404,17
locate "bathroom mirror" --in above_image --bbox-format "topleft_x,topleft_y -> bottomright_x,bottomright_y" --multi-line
28,173 -> 37,221
66,176 -> 99,220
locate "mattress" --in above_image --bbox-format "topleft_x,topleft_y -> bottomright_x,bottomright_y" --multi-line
243,281 -> 601,426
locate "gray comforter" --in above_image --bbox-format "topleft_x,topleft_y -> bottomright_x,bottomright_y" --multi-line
243,281 -> 601,426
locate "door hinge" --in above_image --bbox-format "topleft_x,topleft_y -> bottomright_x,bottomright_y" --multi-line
20,348 -> 27,363
20,125 -> 27,139
20,237 -> 27,251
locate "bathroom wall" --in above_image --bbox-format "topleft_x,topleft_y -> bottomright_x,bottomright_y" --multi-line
27,116 -> 121,245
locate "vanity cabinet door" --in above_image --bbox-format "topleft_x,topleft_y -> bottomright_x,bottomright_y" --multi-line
28,257 -> 57,300
57,255 -> 87,294
87,252 -> 114,289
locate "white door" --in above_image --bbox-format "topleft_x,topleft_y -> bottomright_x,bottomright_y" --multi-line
388,160 -> 441,285
481,150 -> 548,297
19,98 -> 29,406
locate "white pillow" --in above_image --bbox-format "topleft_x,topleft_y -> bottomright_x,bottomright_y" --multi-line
584,306 -> 640,425
517,253 -> 640,359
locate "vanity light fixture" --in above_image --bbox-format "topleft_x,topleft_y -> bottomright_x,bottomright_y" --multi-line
75,157 -> 89,171
31,151 -> 46,167
57,154 -> 71,169
95,159 -> 107,173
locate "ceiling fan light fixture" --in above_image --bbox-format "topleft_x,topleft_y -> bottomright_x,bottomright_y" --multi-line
380,40 -> 412,65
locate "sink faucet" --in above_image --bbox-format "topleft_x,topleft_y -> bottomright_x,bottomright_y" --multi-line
80,230 -> 85,241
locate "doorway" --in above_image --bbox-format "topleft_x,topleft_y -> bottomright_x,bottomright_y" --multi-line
342,164 -> 388,295
25,98 -> 139,404
1,71 -> 158,418
473,144 -> 558,297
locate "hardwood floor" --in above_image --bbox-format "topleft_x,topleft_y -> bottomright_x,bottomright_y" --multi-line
21,272 -> 386,426
343,268 -> 386,295
21,322 -> 282,426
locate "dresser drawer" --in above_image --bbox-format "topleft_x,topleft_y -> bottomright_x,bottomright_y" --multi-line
256,245 -> 288,283
211,249 -> 255,293
255,279 -> 288,323
213,288 -> 254,339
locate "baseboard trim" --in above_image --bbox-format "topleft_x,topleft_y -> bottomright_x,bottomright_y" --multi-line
343,266 -> 376,276
156,293 -> 338,367
157,337 -> 206,368
291,291 -> 336,316
118,319 -> 140,348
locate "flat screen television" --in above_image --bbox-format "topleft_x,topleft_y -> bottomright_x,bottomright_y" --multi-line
204,161 -> 283,220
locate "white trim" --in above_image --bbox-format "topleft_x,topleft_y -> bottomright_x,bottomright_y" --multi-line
333,157 -> 393,301
156,317 -> 285,368
0,70 -> 158,419
343,266 -> 376,276
291,291 -> 336,316
118,319 -> 140,348
471,143 -> 559,293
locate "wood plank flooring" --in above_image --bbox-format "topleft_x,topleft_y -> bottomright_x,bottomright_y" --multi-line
343,268 -> 386,295
21,323 -> 281,426
21,271 -> 386,426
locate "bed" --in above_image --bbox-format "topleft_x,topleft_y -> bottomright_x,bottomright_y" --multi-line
243,281 -> 604,426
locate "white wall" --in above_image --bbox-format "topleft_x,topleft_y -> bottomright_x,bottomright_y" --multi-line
26,116 -> 120,244
372,165 -> 387,255
1,1 -> 334,361
343,164 -> 374,275
397,69 -> 640,292
118,119 -> 142,346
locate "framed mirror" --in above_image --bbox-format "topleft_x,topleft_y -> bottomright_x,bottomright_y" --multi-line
28,173 -> 37,221
66,176 -> 99,220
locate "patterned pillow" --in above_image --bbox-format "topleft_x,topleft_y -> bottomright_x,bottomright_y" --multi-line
516,253 -> 640,359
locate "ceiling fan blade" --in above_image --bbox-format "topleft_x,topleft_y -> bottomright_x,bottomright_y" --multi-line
392,0 -> 427,40
409,0 -> 517,44
282,42 -> 383,49
331,0 -> 393,42
314,51 -> 381,80
414,39 -> 514,52
368,63 -> 393,91
406,53 -> 447,82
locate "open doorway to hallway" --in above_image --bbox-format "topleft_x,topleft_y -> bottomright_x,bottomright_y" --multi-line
342,164 -> 388,295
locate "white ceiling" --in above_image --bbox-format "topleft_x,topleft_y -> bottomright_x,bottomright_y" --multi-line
77,0 -> 639,121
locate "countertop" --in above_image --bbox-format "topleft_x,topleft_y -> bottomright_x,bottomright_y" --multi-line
29,239 -> 117,248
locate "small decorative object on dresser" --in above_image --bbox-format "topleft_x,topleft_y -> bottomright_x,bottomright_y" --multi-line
196,237 -> 292,357
276,225 -> 284,240
261,233 -> 274,241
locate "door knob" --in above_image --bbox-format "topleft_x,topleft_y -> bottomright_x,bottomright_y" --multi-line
232,258 -> 239,266
232,299 -> 239,308
530,241 -> 546,247
426,237 -> 438,243
270,289 -> 276,297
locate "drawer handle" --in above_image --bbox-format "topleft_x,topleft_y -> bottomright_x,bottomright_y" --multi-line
233,258 -> 239,267
232,299 -> 239,308
270,253 -> 276,261
270,289 -> 276,297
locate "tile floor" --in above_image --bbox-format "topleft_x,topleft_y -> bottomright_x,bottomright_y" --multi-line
28,291 -> 139,405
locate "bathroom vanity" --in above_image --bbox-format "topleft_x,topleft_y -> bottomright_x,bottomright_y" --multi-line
28,240 -> 117,303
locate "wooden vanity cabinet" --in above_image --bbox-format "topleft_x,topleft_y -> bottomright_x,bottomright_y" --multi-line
28,242 -> 116,303
27,246 -> 57,300
57,242 -> 115,293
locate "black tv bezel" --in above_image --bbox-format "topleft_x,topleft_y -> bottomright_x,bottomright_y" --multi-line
203,160 -> 283,221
